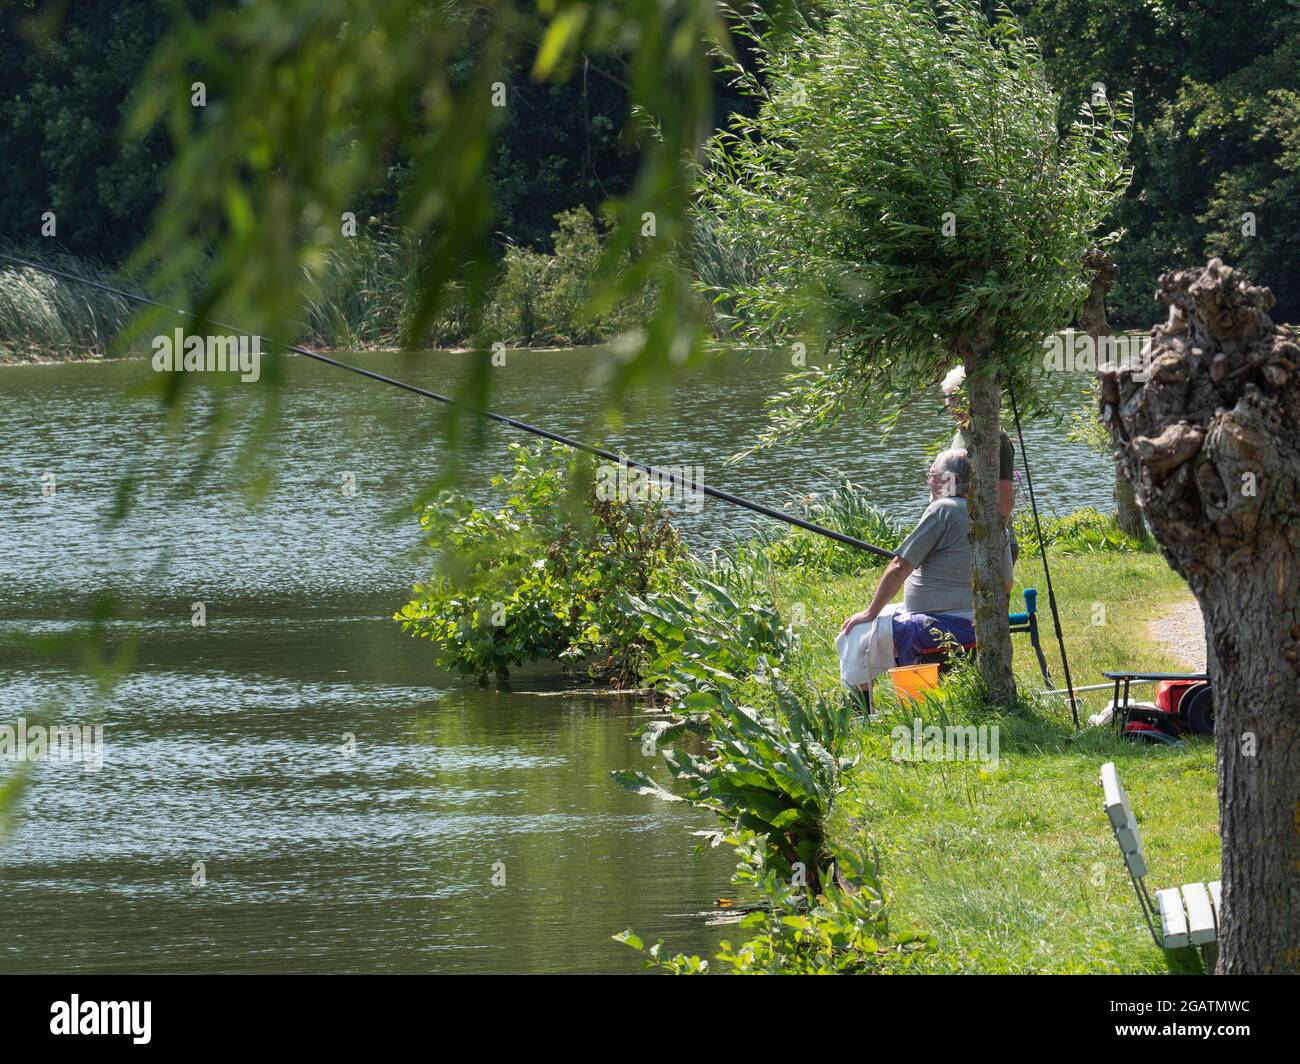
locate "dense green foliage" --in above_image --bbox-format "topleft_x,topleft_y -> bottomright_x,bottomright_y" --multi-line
5,1 -> 1296,341
613,545 -> 865,943
611,545 -> 942,973
0,247 -> 137,360
626,579 -> 797,701
298,226 -> 434,351
117,0 -> 725,431
0,2 -> 746,267
481,207 -> 656,346
0,2 -> 180,257
614,674 -> 858,893
1012,506 -> 1154,556
1011,0 -> 1300,324
698,0 -> 1131,443
763,482 -> 906,575
300,207 -> 652,351
395,443 -> 684,685
3,208 -> 653,358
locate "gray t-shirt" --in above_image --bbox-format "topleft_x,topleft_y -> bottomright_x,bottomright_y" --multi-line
895,496 -> 1013,616
896,496 -> 975,616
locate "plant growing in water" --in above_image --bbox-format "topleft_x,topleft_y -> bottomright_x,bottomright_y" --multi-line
614,673 -> 857,893
395,442 -> 684,685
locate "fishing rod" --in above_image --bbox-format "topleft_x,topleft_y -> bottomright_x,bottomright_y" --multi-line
1009,387 -> 1080,728
0,252 -> 895,559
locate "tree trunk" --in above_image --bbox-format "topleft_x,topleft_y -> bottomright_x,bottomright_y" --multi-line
1081,247 -> 1148,543
1078,247 -> 1117,341
962,350 -> 1016,707
1099,258 -> 1300,973
1113,469 -> 1146,539
1203,576 -> 1300,972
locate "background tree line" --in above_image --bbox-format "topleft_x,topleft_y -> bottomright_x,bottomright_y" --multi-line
2,0 -> 1296,328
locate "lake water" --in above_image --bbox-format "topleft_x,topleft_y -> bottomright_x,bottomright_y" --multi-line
0,348 -> 1109,972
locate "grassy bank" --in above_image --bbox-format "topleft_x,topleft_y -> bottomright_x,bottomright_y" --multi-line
765,551 -> 1217,973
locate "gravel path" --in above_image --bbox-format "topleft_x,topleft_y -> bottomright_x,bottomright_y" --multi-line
1149,598 -> 1207,671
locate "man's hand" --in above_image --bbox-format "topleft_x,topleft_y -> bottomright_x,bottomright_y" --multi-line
841,556 -> 913,636
840,610 -> 876,635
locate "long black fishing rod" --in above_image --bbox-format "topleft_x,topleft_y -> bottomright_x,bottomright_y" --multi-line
1008,387 -> 1080,728
1,252 -> 894,559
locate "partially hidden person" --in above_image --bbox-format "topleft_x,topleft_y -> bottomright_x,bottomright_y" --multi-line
940,364 -> 1019,568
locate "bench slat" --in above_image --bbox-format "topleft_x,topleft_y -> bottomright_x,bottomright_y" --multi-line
1209,880 -> 1222,928
1181,883 -> 1216,945
1100,762 -> 1137,830
1100,762 -> 1147,877
1116,833 -> 1147,879
1156,888 -> 1189,949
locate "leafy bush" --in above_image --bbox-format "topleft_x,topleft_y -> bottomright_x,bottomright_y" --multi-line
484,207 -> 654,346
395,442 -> 684,684
484,240 -> 550,347
623,579 -> 798,705
614,674 -> 857,893
1012,506 -> 1153,556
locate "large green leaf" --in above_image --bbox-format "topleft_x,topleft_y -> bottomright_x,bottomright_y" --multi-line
610,769 -> 684,803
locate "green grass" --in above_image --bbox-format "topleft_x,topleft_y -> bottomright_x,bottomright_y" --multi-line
767,552 -> 1218,973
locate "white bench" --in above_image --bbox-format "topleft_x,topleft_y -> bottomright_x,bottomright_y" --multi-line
1100,761 -> 1221,964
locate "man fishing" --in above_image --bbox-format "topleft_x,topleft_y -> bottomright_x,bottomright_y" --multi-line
836,448 -> 1013,705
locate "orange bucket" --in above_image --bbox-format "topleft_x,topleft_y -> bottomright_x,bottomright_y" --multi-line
888,663 -> 941,702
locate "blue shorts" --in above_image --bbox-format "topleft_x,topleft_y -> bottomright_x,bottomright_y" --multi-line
891,611 -> 976,666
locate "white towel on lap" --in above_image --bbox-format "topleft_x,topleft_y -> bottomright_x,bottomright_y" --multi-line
834,604 -> 900,689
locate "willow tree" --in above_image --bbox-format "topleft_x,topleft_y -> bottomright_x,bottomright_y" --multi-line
699,0 -> 1130,703
1102,260 -> 1300,973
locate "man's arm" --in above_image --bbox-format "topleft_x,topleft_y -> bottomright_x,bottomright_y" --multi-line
840,556 -> 915,634
1000,477 -> 1014,524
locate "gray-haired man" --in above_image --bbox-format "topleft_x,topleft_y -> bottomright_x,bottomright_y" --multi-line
836,449 -> 1012,700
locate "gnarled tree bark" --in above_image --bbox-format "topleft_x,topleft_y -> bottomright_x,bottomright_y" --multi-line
1099,259 -> 1300,973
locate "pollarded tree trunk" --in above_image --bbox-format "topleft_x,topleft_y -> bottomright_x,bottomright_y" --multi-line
962,350 -> 1016,707
1081,247 -> 1147,542
1113,473 -> 1146,540
1099,259 -> 1300,973
1078,247 -> 1117,340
